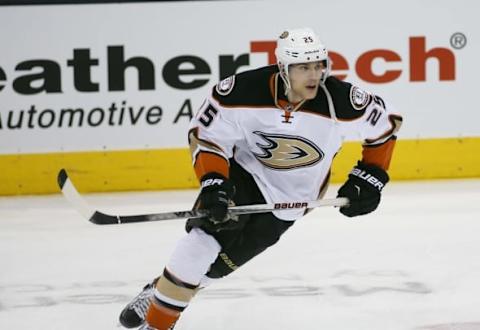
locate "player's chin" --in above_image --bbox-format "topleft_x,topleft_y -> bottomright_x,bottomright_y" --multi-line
303,86 -> 318,99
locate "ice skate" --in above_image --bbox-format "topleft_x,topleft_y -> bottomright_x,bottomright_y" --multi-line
119,278 -> 158,328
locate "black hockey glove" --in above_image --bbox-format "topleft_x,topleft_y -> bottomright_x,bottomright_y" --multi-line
337,161 -> 389,217
186,173 -> 237,233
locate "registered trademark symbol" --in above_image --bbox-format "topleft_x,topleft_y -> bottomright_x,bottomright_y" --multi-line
450,32 -> 467,49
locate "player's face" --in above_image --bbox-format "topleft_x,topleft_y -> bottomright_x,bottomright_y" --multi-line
287,61 -> 324,103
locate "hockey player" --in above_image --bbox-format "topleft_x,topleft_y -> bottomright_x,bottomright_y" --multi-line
119,27 -> 402,330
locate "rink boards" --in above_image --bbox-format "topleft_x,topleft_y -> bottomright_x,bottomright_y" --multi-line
1,137 -> 479,195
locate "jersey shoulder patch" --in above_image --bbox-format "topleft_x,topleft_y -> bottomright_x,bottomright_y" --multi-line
349,86 -> 371,110
324,77 -> 367,120
212,65 -> 278,107
215,75 -> 236,96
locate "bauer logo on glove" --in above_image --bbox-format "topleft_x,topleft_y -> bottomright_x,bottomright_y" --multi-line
349,167 -> 386,191
337,161 -> 389,217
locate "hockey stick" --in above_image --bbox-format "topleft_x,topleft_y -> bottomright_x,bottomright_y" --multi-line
57,168 -> 349,225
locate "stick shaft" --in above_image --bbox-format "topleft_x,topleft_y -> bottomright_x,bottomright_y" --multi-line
57,169 -> 348,225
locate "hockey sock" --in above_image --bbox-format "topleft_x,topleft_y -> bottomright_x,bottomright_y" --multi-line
145,268 -> 198,329
145,300 -> 181,330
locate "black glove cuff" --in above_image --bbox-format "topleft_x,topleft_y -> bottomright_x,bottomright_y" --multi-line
349,161 -> 389,192
200,172 -> 235,196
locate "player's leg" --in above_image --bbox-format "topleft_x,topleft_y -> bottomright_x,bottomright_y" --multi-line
206,211 -> 294,279
119,228 -> 220,329
120,159 -> 288,328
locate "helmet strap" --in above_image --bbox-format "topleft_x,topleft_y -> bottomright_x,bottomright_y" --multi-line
278,63 -> 291,96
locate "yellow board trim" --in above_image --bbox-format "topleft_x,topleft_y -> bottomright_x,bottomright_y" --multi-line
1,137 -> 479,196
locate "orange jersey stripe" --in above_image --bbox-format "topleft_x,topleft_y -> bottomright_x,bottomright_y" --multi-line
194,152 -> 229,180
362,137 -> 396,170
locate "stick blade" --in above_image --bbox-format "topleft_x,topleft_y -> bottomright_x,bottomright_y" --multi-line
57,169 -> 209,224
58,168 -> 96,220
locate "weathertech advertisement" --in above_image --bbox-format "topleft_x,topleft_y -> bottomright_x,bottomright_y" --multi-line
0,0 -> 478,194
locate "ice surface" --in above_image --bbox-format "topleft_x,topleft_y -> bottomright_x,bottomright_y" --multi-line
1,180 -> 479,330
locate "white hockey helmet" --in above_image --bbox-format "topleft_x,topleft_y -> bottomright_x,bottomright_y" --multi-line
275,28 -> 330,91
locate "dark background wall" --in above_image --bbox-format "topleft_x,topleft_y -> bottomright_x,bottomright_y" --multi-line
0,0 -> 224,5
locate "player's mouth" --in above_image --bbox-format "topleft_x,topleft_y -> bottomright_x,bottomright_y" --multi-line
306,84 -> 317,91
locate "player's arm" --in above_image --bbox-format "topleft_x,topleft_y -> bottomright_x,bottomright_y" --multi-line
338,93 -> 403,217
187,92 -> 242,231
360,94 -> 403,170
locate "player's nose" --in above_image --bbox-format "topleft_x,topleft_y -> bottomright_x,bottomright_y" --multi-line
308,67 -> 321,80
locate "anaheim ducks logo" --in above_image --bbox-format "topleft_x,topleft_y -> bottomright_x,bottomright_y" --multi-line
252,131 -> 324,170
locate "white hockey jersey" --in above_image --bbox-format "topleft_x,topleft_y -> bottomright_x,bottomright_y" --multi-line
188,65 -> 402,221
